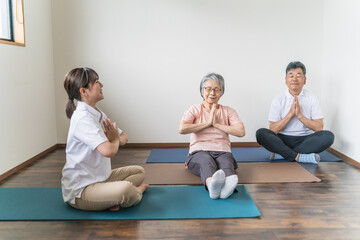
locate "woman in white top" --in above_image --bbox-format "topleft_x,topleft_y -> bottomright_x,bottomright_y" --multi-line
62,67 -> 148,211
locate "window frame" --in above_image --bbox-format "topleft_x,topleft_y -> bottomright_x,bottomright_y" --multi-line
0,0 -> 25,47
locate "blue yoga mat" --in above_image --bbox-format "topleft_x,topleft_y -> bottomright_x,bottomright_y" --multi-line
146,148 -> 342,163
0,186 -> 260,220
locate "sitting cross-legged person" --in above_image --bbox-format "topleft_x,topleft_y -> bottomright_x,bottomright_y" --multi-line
256,61 -> 334,164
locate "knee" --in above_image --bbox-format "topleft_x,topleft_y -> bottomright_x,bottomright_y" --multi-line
117,181 -> 141,207
256,128 -> 271,143
133,165 -> 146,184
136,166 -> 146,176
322,130 -> 335,146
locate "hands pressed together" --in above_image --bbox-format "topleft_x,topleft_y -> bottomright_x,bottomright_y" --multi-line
289,95 -> 304,120
102,118 -> 120,143
206,104 -> 219,128
270,95 -> 323,134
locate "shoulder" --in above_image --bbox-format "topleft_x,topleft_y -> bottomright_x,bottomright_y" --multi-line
303,89 -> 318,98
274,91 -> 287,100
271,91 -> 287,105
302,89 -> 320,103
185,104 -> 201,113
70,109 -> 97,129
220,105 -> 237,114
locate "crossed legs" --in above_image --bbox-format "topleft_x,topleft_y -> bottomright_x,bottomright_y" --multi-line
70,165 -> 149,211
256,128 -> 335,162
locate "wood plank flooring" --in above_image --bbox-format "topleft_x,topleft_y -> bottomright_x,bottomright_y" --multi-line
1,148 -> 360,240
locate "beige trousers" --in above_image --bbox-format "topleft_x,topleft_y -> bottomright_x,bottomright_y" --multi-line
70,165 -> 145,211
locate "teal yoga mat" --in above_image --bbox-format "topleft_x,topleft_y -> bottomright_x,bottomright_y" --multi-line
0,186 -> 260,220
146,148 -> 342,163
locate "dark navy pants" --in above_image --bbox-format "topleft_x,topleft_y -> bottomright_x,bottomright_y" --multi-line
256,128 -> 335,161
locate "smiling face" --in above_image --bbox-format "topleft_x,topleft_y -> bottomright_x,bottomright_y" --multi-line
202,79 -> 222,105
81,79 -> 104,107
285,67 -> 306,95
88,79 -> 104,102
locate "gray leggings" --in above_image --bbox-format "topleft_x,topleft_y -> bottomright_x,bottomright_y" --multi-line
256,128 -> 335,161
186,151 -> 238,185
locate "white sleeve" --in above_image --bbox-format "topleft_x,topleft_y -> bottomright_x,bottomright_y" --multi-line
74,116 -> 108,150
268,98 -> 282,122
310,95 -> 324,119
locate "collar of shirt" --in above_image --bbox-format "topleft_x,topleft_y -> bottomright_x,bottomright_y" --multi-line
285,89 -> 305,99
76,101 -> 103,123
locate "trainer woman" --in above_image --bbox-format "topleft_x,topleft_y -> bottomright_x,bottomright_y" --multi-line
62,67 -> 149,211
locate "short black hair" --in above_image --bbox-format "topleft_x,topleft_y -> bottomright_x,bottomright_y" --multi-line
286,61 -> 306,76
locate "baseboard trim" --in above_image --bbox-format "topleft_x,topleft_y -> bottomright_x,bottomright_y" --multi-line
1,143 -> 358,182
117,142 -> 261,149
57,143 -> 66,148
0,144 -> 58,182
327,147 -> 360,168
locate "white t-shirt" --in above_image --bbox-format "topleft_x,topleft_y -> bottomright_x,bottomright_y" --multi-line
268,89 -> 323,136
61,101 -> 111,204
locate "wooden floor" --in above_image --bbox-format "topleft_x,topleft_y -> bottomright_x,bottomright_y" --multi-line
1,148 -> 360,240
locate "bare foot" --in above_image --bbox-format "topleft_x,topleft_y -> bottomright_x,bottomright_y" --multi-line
109,205 -> 120,211
137,184 -> 150,193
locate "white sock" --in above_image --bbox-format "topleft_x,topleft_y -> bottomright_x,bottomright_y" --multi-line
207,170 -> 225,199
298,153 -> 321,164
220,175 -> 238,199
270,152 -> 284,160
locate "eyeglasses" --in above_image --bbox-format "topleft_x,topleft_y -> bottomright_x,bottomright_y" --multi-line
203,86 -> 222,94
287,73 -> 304,79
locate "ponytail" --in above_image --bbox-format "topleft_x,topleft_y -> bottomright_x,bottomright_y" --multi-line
65,99 -> 76,119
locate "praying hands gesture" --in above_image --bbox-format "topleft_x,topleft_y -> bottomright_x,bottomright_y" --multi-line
103,118 -> 128,146
103,118 -> 120,143
179,104 -> 245,138
96,118 -> 120,158
289,96 -> 303,119
270,96 -> 324,134
207,104 -> 218,127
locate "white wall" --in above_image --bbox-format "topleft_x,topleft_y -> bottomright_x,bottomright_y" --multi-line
1,0 -> 357,177
0,0 -> 57,175
322,0 -> 360,162
52,0 -> 324,143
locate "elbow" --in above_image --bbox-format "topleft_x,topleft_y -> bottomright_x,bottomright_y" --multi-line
178,127 -> 186,134
238,130 -> 246,137
103,150 -> 117,158
97,141 -> 119,158
314,123 -> 324,132
269,127 -> 279,134
101,145 -> 118,158
315,126 -> 324,132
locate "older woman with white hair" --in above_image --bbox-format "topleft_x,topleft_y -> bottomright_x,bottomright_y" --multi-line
179,73 -> 245,199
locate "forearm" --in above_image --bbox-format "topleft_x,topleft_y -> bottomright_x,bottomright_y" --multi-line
213,123 -> 245,137
179,121 -> 210,134
297,116 -> 324,132
269,114 -> 293,134
119,132 -> 128,146
96,139 -> 120,158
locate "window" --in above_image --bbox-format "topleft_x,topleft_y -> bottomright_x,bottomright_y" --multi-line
0,0 -> 25,46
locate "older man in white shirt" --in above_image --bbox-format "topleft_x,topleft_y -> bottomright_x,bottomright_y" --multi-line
256,61 -> 334,164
